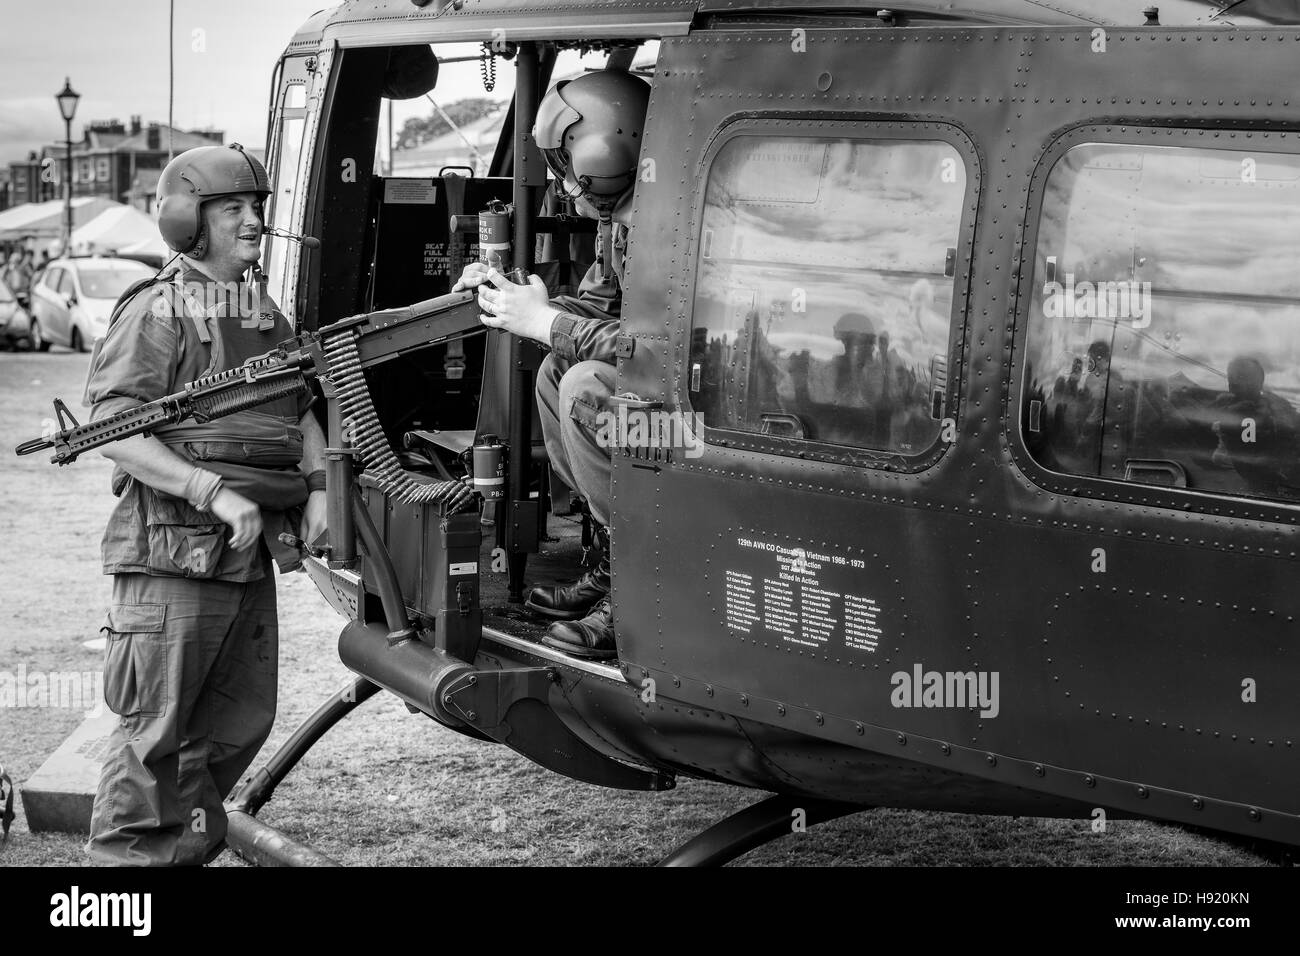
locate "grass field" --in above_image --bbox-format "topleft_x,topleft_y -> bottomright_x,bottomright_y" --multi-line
0,350 -> 1275,867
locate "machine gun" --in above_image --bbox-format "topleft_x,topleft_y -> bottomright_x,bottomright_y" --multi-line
13,292 -> 484,519
15,340 -> 319,466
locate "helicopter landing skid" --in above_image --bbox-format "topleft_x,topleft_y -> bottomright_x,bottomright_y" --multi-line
223,675 -> 382,867
657,794 -> 868,867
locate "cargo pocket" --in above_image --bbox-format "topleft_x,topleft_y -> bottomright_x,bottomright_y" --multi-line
101,603 -> 167,718
144,493 -> 228,579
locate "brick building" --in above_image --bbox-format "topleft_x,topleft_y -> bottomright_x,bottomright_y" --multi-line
6,117 -> 226,212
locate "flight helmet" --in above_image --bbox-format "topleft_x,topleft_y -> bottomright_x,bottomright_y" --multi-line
533,69 -> 650,208
156,143 -> 270,255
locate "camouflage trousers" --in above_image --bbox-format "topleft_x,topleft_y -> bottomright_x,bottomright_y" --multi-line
85,558 -> 278,866
536,354 -> 615,528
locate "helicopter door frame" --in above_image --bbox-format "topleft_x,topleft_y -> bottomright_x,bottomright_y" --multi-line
263,49 -> 328,324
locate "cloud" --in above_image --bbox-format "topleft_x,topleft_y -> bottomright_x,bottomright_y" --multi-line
0,98 -> 69,162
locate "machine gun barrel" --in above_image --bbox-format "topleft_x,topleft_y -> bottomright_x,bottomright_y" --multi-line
14,346 -> 317,466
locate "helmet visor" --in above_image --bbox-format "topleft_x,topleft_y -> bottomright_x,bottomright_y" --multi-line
542,146 -> 571,183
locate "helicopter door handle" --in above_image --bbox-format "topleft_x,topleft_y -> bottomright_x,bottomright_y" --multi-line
607,394 -> 663,411
760,412 -> 806,440
1123,458 -> 1188,488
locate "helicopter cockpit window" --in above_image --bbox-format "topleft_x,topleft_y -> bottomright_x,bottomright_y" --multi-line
688,135 -> 967,455
1021,142 -> 1300,504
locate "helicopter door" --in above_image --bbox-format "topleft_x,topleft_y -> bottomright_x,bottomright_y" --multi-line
264,50 -> 328,322
608,33 -> 979,730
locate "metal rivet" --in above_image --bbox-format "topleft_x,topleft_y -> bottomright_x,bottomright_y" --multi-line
855,723 -> 864,735
672,676 -> 681,688
897,733 -> 907,745
1034,764 -> 1045,777
986,754 -> 997,766
940,743 -> 951,755
705,684 -> 714,697
777,703 -> 786,716
1249,808 -> 1261,822
740,694 -> 749,706
1084,774 -> 1096,788
1137,786 -> 1149,799
1192,798 -> 1203,810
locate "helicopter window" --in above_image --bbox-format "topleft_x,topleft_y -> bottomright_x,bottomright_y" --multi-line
377,42 -> 657,178
264,54 -> 314,318
688,135 -> 967,454
1022,141 -> 1300,504
378,43 -> 515,178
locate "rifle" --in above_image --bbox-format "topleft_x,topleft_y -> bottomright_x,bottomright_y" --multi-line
15,338 -> 318,466
14,291 -> 482,512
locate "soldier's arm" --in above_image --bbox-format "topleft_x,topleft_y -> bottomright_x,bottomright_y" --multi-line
298,412 -> 328,545
300,412 -> 326,476
548,312 -> 620,366
100,437 -> 262,550
546,252 -> 623,365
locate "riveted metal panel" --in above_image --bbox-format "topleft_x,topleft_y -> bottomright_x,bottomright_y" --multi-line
610,25 -> 1300,843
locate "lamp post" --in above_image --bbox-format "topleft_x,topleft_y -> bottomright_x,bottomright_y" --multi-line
55,78 -> 81,255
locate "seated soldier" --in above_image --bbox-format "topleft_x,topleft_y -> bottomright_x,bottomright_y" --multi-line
1210,355 -> 1300,493
453,68 -> 650,659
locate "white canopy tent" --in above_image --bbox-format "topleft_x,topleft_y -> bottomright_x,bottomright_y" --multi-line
70,204 -> 167,260
0,197 -> 118,243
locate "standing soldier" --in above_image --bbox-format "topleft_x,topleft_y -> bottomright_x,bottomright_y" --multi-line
83,144 -> 327,866
453,69 -> 650,660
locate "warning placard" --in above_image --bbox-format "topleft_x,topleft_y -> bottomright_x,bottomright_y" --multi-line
384,179 -> 438,204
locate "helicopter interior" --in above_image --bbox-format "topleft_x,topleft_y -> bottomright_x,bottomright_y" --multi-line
326,39 -> 662,626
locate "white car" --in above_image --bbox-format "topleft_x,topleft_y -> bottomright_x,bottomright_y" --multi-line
28,256 -> 155,352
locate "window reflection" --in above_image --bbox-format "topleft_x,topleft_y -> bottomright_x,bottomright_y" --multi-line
267,115 -> 306,302
689,135 -> 966,454
1023,142 -> 1300,502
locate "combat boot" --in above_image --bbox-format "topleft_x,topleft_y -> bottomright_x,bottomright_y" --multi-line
542,598 -> 616,660
525,524 -> 610,620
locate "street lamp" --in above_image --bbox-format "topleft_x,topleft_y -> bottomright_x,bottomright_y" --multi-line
55,77 -> 80,255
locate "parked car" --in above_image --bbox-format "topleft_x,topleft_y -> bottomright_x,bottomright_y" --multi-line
0,276 -> 35,350
28,256 -> 155,352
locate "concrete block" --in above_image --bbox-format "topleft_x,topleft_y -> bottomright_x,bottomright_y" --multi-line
21,709 -> 119,833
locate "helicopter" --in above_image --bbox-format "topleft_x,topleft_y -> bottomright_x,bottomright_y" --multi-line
25,0 -> 1300,866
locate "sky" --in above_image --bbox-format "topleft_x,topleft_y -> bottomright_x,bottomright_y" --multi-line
0,0 -> 331,165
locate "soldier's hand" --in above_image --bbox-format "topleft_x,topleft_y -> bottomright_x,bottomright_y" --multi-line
212,488 -> 263,551
302,489 -> 328,548
476,269 -> 558,344
451,262 -> 491,293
